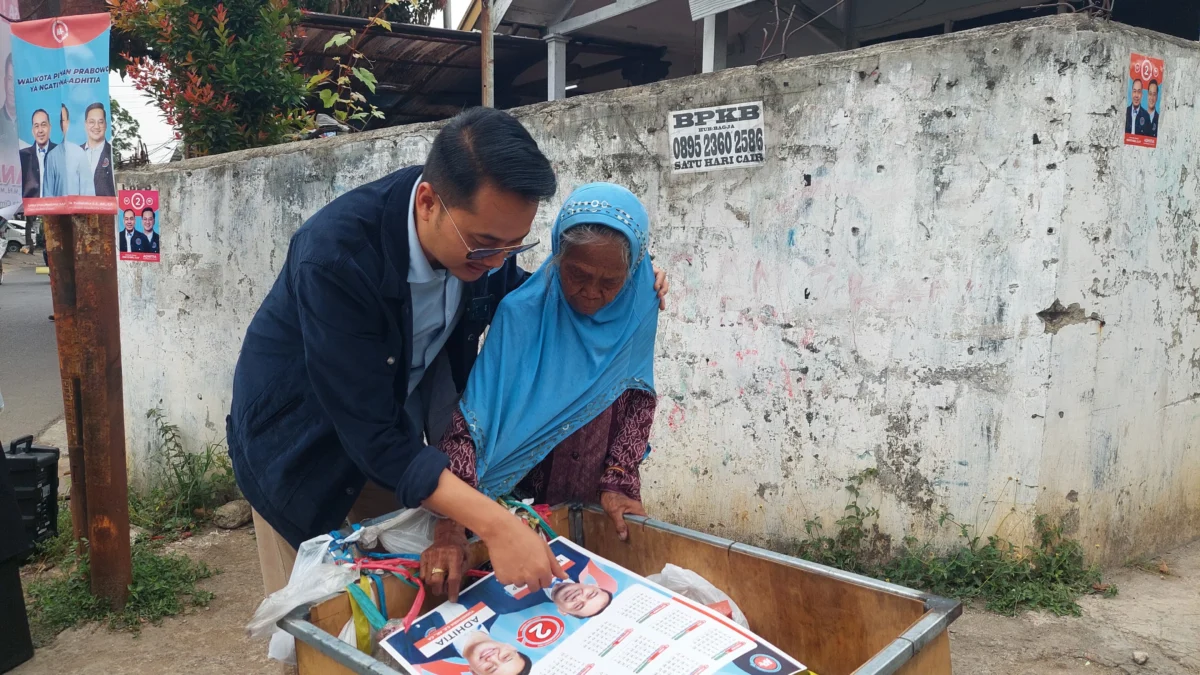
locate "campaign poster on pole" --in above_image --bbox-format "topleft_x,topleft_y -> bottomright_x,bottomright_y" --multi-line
11,13 -> 115,215
116,189 -> 160,262
0,0 -> 23,220
380,538 -> 808,675
1123,53 -> 1164,148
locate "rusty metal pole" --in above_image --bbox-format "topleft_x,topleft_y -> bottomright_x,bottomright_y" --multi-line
481,0 -> 494,107
46,213 -> 131,607
41,0 -> 133,609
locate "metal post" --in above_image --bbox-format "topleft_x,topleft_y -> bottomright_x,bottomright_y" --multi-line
480,0 -> 494,107
442,1 -> 451,28
41,0 -> 132,610
838,0 -> 857,49
546,34 -> 568,101
701,12 -> 727,73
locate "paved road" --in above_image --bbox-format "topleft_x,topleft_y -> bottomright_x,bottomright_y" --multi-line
0,251 -> 63,446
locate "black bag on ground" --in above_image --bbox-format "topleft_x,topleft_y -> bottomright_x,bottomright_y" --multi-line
0,447 -> 35,672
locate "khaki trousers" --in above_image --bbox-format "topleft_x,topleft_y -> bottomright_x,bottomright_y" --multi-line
253,481 -> 401,596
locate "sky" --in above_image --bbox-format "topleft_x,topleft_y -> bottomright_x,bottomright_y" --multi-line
118,1 -> 472,164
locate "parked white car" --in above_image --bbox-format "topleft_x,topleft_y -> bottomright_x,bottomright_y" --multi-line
4,218 -> 27,253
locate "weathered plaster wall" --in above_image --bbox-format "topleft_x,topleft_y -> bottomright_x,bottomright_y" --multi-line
120,15 -> 1200,563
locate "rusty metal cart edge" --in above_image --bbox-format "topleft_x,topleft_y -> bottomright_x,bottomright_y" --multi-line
279,504 -> 961,675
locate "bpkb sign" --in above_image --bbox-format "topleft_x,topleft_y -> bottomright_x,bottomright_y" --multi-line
669,101 -> 765,174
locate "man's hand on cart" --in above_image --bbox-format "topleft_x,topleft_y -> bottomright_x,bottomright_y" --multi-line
422,470 -> 567,599
486,517 -> 567,592
422,519 -> 469,601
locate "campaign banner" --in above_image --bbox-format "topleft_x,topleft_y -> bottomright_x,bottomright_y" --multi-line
381,538 -> 809,675
116,189 -> 160,262
1124,53 -> 1164,148
11,13 -> 115,215
0,0 -> 22,219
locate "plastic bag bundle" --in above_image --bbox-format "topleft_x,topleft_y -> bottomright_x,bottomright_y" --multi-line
249,507 -> 441,664
647,564 -> 749,628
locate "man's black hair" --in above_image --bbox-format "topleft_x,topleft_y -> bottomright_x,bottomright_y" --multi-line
85,102 -> 106,121
123,209 -> 135,218
517,653 -> 533,675
31,108 -> 47,124
424,107 -> 556,210
142,208 -> 155,218
1148,79 -> 1159,90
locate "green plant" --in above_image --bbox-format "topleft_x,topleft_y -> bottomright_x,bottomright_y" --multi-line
128,409 -> 239,535
111,0 -> 311,157
788,472 -> 1114,617
25,539 -> 215,647
310,0 -> 397,127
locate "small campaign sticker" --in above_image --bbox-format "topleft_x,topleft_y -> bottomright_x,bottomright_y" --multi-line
750,655 -> 781,672
517,616 -> 566,649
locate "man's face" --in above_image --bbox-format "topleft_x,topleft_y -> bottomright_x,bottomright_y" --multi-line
552,582 -> 610,618
32,111 -> 50,145
415,181 -> 539,283
1148,83 -> 1158,112
123,211 -> 136,232
60,107 -> 69,135
463,636 -> 524,675
85,108 -> 106,144
1132,80 -> 1143,108
143,211 -> 156,232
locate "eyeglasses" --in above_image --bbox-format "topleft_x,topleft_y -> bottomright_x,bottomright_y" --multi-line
437,193 -> 539,261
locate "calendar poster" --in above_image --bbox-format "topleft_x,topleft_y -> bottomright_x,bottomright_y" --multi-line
381,538 -> 807,675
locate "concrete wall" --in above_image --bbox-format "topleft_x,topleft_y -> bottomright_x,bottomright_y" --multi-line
119,14 -> 1200,563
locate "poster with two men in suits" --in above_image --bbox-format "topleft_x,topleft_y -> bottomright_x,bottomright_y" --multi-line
10,13 -> 115,214
1124,53 -> 1164,149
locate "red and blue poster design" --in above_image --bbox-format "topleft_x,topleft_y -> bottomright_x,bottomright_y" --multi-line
11,13 -> 115,214
381,538 -> 808,675
1124,53 -> 1164,148
0,0 -> 24,219
116,190 -> 160,262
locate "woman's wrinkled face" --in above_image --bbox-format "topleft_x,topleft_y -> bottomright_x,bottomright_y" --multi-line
559,239 -> 628,316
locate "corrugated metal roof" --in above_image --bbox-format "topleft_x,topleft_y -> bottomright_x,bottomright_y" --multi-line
297,12 -> 548,124
687,0 -> 754,21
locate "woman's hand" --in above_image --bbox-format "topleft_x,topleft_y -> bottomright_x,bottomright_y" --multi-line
485,515 -> 567,592
601,491 -> 647,541
652,265 -> 670,310
421,519 -> 469,601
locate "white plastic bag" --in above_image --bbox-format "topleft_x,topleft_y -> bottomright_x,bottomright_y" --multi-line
249,508 -> 440,663
360,508 -> 438,554
648,564 -> 749,628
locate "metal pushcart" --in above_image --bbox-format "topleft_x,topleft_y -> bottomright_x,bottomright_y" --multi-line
280,504 -> 960,675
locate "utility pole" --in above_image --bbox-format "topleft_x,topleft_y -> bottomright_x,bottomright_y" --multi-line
22,0 -> 132,608
481,0 -> 494,107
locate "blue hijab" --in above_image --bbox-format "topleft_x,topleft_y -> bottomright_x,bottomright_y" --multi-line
459,183 -> 659,498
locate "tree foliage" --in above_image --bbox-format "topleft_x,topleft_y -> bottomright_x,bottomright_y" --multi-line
110,98 -> 142,163
110,0 -> 312,157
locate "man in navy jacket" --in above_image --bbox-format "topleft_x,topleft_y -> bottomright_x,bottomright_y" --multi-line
229,108 -> 570,598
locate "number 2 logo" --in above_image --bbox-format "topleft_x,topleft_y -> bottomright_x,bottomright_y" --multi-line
517,616 -> 566,649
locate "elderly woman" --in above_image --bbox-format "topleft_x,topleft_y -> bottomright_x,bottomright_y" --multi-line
423,182 -> 659,599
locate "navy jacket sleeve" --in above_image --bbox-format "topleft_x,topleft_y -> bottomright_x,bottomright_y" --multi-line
292,259 -> 449,508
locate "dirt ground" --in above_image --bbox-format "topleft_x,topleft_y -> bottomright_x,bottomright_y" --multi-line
13,524 -> 1198,675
